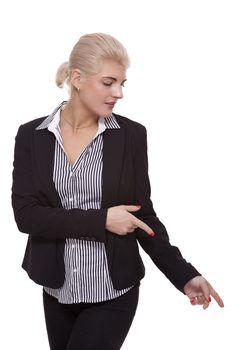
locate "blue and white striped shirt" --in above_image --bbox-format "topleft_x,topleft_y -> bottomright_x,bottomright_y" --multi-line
37,102 -> 133,303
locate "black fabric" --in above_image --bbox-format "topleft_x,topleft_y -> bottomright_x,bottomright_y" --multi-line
12,112 -> 201,292
43,285 -> 139,350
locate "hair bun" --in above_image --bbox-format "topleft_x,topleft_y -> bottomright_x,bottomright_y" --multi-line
55,61 -> 69,88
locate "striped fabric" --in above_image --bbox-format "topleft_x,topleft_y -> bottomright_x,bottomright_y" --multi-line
38,102 -> 133,304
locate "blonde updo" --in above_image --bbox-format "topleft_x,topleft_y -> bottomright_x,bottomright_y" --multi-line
55,33 -> 130,89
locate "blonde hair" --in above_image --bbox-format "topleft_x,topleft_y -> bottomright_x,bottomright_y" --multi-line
56,33 -> 130,88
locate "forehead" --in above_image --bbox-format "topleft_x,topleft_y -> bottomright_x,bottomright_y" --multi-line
96,60 -> 126,78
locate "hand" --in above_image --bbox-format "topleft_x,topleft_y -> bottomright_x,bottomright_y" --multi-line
106,205 -> 155,237
183,276 -> 224,310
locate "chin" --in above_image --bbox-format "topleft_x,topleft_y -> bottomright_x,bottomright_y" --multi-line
98,109 -> 113,118
92,105 -> 114,118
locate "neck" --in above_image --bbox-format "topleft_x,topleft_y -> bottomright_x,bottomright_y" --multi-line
61,98 -> 98,129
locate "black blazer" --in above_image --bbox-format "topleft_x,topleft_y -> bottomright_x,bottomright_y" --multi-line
11,111 -> 201,293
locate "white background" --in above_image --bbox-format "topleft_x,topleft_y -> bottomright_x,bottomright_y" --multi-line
0,0 -> 232,349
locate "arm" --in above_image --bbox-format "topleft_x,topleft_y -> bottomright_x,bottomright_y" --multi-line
11,125 -> 108,242
133,124 -> 201,293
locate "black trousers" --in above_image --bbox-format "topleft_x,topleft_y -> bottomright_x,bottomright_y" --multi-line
42,284 -> 140,350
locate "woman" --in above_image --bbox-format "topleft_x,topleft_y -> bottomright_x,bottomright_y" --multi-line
11,33 -> 224,350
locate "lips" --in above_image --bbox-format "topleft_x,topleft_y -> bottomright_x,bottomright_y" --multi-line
105,102 -> 116,106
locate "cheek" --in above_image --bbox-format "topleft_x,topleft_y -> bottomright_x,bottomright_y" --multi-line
85,83 -> 104,99
79,91 -> 105,115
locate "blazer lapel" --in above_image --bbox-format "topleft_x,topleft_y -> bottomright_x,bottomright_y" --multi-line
101,125 -> 126,208
33,128 -> 62,207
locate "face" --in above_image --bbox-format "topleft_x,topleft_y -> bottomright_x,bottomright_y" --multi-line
71,60 -> 127,118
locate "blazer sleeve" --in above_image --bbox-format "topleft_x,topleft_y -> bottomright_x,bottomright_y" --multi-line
11,125 -> 108,242
133,124 -> 201,293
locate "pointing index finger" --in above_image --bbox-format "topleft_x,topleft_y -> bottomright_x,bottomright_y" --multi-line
210,287 -> 224,308
133,217 -> 155,237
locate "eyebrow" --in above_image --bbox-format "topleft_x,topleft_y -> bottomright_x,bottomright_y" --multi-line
102,76 -> 127,83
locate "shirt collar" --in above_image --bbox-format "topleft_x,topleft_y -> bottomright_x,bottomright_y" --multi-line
35,101 -> 121,132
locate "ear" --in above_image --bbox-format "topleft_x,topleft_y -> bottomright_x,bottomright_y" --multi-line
70,69 -> 84,90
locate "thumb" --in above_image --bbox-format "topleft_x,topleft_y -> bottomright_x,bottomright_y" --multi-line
124,205 -> 141,212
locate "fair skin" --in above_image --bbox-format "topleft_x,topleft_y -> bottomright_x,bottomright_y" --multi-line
60,59 -> 224,310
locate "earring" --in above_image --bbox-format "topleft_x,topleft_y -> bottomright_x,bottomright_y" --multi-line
77,87 -> 80,92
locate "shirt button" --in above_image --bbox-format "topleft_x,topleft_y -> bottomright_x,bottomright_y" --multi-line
71,244 -> 76,249
73,269 -> 77,273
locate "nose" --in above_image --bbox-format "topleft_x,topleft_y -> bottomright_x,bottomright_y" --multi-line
112,85 -> 123,99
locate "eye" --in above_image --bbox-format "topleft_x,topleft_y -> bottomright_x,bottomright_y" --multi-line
103,82 -> 112,87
